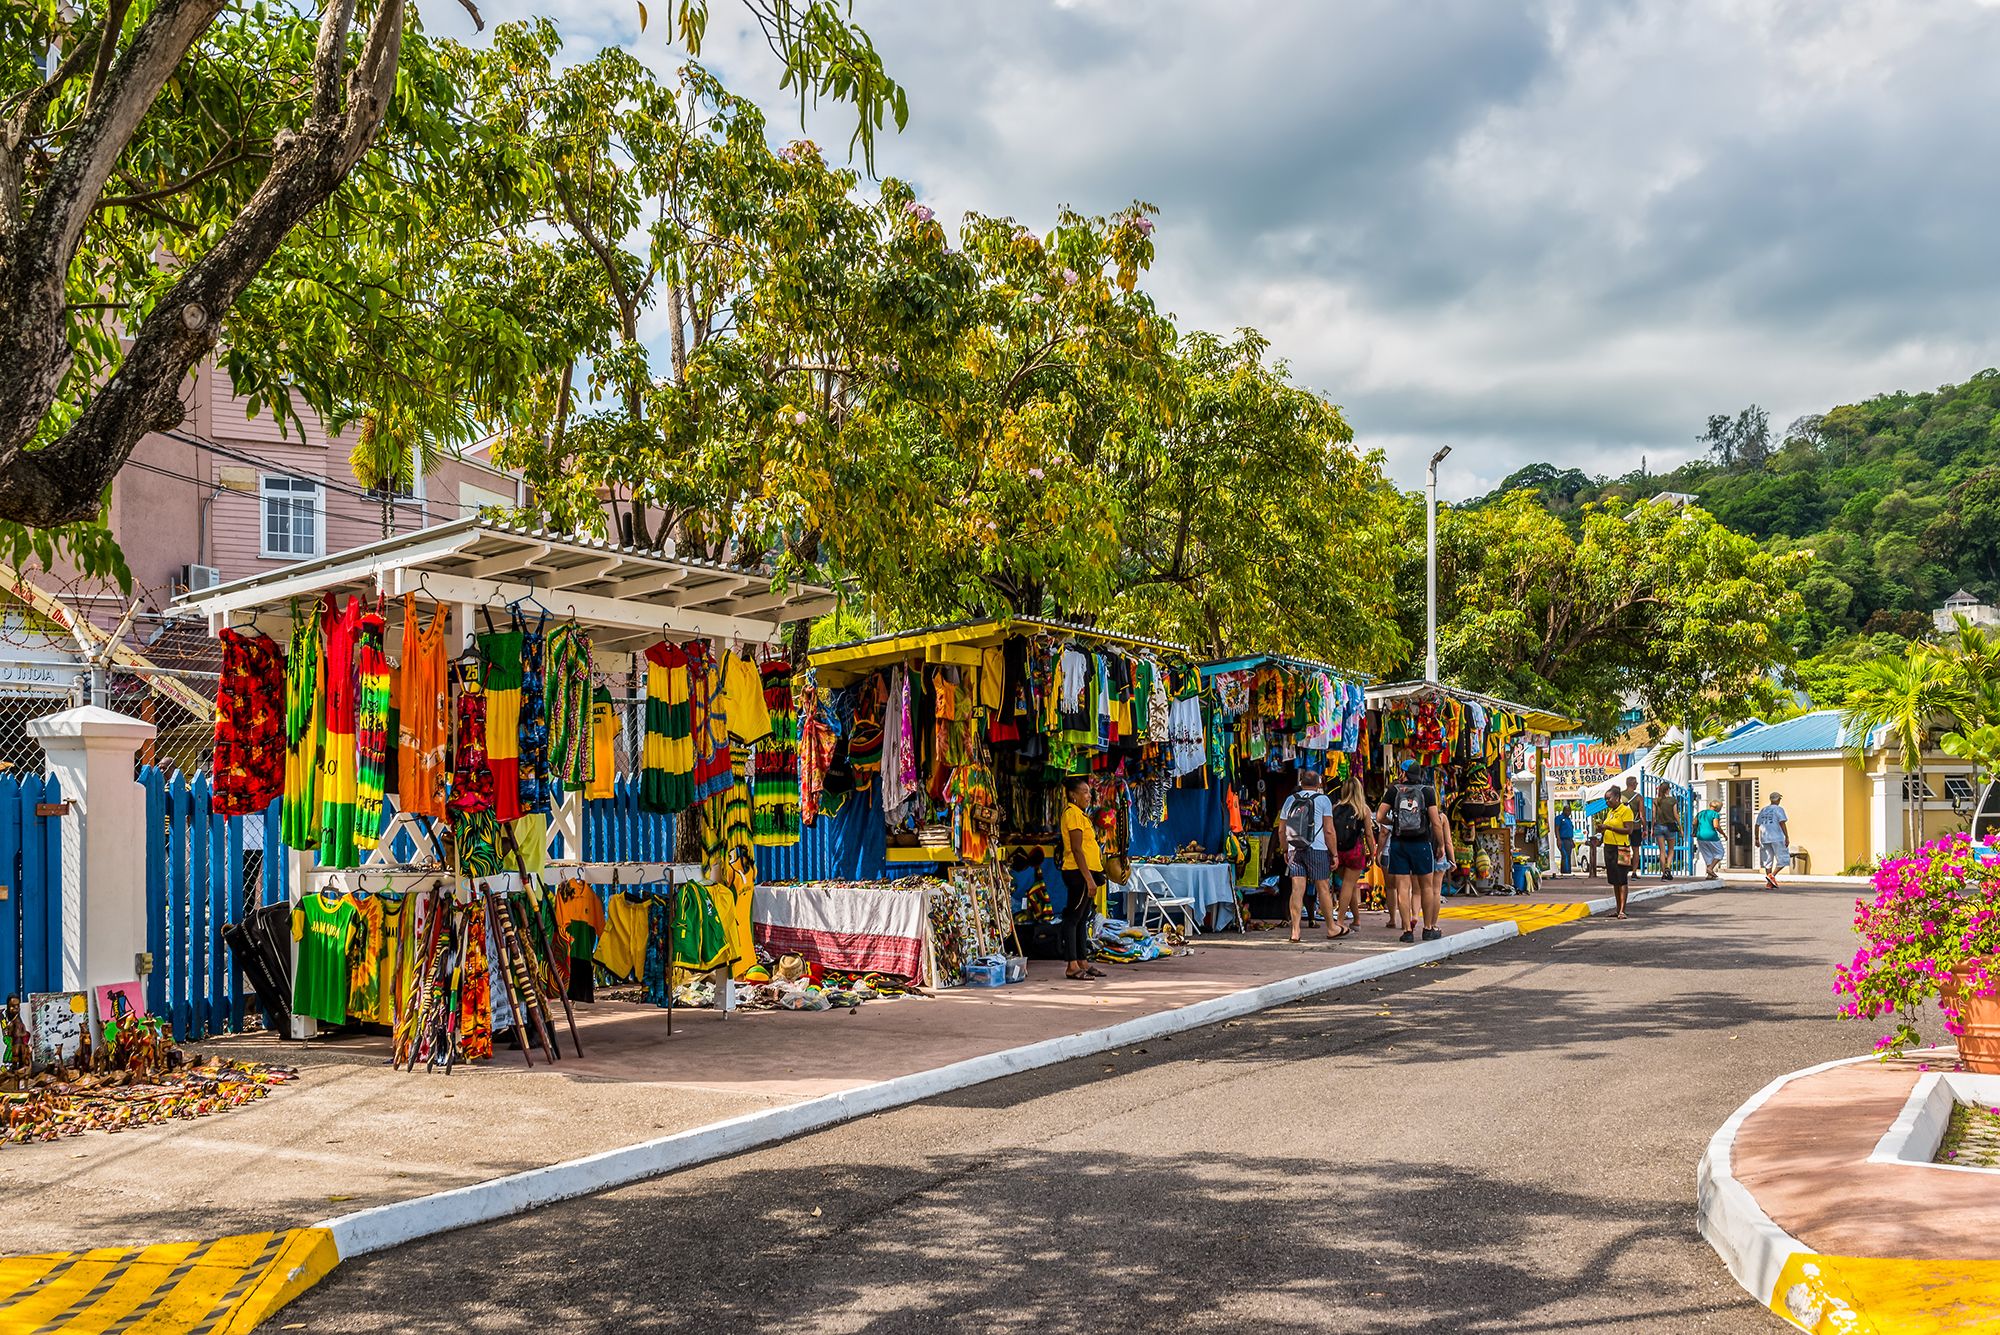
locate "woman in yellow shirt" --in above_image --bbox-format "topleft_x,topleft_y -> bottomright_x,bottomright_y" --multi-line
1059,776 -> 1105,981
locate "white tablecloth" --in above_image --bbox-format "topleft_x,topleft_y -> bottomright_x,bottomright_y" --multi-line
1120,861 -> 1239,929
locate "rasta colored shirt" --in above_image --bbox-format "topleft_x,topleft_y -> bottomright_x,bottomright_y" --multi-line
292,892 -> 356,1026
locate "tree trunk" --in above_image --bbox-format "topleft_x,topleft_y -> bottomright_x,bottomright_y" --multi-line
0,0 -> 409,527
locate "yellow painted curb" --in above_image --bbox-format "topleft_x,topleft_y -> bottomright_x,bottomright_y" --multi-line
1769,1252 -> 2000,1333
1439,900 -> 1592,934
0,1227 -> 339,1334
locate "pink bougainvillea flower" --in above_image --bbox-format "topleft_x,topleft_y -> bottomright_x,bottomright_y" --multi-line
1026,467 -> 1045,480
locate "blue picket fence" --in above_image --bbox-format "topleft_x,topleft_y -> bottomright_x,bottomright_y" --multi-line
582,777 -> 675,862
0,773 -> 65,1004
142,767 -> 281,1041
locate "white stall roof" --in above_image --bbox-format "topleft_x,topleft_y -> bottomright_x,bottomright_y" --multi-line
169,520 -> 839,650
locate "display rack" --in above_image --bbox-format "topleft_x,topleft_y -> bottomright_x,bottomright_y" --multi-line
172,519 -> 838,1038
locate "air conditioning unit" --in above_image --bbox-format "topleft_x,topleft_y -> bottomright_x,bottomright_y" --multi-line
182,563 -> 222,592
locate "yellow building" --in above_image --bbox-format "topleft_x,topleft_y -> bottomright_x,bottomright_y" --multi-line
1692,710 -> 1975,874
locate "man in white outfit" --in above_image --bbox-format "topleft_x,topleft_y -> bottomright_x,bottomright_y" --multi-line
1756,792 -> 1790,889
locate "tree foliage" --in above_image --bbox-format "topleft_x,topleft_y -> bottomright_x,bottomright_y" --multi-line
1398,493 -> 1808,736
0,0 -> 903,582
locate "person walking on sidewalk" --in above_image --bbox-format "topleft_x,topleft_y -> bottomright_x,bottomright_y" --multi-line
1059,776 -> 1106,980
1278,769 -> 1346,943
1378,760 -> 1450,943
1331,776 -> 1375,935
1554,802 -> 1576,876
1600,783 -> 1638,919
1693,800 -> 1726,878
1653,781 -> 1682,881
1756,792 -> 1791,890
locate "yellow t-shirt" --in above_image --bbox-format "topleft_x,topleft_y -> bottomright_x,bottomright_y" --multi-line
1059,801 -> 1103,872
1602,803 -> 1635,847
723,652 -> 773,744
586,692 -> 619,800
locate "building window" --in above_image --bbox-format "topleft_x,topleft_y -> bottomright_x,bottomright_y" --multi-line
1902,776 -> 1936,801
261,474 -> 322,559
1946,776 -> 1977,805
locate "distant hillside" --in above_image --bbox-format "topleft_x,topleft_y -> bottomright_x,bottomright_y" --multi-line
1473,368 -> 2000,653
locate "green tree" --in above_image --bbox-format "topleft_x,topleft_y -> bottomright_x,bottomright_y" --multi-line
1102,328 -> 1404,669
1409,494 -> 1808,736
0,0 -> 903,574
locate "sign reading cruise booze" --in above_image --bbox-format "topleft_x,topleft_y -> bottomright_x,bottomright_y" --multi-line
1547,737 -> 1628,797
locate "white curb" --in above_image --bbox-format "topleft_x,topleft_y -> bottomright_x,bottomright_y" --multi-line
321,878 -> 1724,1260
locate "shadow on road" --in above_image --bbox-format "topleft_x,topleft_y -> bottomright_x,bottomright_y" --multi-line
296,1149 -> 1756,1334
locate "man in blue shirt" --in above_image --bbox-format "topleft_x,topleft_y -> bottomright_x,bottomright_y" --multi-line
1554,803 -> 1576,876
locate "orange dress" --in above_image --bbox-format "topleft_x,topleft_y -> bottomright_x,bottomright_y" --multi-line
396,594 -> 449,818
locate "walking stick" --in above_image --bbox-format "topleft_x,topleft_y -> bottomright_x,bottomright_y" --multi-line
478,883 -> 540,1066
495,815 -> 586,1058
485,885 -> 558,1063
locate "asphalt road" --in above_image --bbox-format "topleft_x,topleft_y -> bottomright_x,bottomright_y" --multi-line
284,883 -> 1865,1334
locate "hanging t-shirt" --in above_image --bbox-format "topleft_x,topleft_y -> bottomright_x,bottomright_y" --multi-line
345,893 -> 384,1022
292,892 -> 356,1026
723,651 -> 774,744
555,881 -> 607,962
596,893 -> 649,982
586,687 -> 620,801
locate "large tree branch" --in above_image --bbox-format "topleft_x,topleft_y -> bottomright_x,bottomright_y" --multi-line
0,0 -> 226,471
0,0 -> 414,528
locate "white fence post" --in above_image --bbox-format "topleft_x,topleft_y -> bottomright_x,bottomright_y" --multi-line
28,704 -> 158,991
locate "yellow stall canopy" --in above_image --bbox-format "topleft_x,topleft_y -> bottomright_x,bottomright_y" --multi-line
810,616 -> 1192,687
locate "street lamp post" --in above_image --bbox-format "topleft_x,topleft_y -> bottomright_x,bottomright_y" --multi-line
1426,446 -> 1452,683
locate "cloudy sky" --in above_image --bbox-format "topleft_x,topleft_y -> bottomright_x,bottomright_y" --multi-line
428,0 -> 2000,498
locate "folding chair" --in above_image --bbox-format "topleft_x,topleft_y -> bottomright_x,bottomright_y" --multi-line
1131,864 -> 1201,937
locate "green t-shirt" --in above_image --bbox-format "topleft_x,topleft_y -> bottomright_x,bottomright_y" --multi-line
293,893 -> 356,1026
1694,809 -> 1720,840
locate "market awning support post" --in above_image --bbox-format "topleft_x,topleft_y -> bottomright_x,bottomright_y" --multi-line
1425,445 -> 1451,683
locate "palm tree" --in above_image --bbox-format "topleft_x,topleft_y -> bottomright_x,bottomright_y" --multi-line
1940,613 -> 2000,732
1841,652 -> 1963,851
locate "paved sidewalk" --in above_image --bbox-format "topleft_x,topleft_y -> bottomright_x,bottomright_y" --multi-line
1704,1054 -> 2000,1332
0,881 -> 1664,1261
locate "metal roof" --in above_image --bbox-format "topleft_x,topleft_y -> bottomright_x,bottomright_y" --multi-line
1364,679 -> 1577,733
168,519 -> 839,650
1693,710 -> 1875,758
810,615 -> 1191,686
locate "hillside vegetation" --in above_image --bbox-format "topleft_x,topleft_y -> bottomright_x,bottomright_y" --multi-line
1477,369 -> 2000,677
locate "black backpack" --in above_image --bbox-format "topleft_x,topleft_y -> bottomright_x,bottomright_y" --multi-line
1388,783 -> 1430,839
1331,802 -> 1364,852
1282,791 -> 1326,845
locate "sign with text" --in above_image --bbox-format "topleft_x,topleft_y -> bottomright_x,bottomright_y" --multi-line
1547,738 -> 1629,793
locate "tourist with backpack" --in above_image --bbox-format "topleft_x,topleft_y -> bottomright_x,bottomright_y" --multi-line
1331,776 -> 1375,934
1278,769 -> 1345,943
1376,759 -> 1451,943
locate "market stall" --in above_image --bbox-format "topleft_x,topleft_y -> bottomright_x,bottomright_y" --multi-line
1363,681 -> 1577,891
1197,652 -> 1372,921
802,617 -> 1216,961
171,520 -> 841,1057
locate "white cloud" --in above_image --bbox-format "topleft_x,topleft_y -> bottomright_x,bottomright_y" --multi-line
426,0 -> 2000,495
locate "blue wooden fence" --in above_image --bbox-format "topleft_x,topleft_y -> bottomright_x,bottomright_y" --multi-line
0,773 -> 65,1004
142,767 -> 280,1041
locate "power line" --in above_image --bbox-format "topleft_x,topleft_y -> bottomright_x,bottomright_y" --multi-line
121,457 -> 458,535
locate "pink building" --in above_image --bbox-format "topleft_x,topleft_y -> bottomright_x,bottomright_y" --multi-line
106,368 -> 525,603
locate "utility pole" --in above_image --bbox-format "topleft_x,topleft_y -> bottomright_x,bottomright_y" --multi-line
1426,446 -> 1452,683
